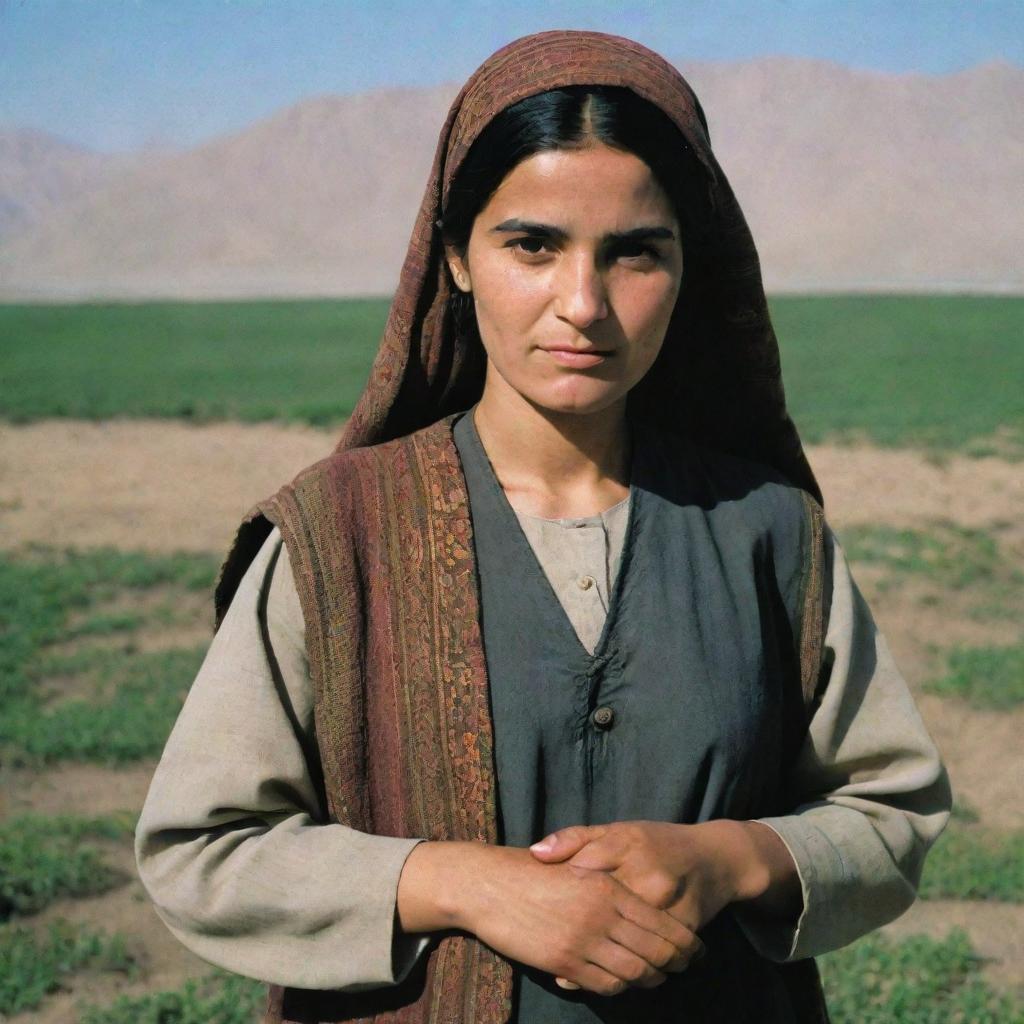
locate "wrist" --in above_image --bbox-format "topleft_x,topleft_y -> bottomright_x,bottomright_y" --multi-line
729,820 -> 776,900
396,840 -> 496,934
698,819 -> 771,902
735,820 -> 802,919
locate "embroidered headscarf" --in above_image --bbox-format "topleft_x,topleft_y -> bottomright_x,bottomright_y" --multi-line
213,31 -> 832,1023
336,28 -> 821,504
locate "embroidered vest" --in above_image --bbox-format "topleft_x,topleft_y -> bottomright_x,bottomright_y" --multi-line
219,413 -> 830,1024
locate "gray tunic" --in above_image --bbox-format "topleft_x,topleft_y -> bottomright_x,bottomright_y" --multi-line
134,411 -> 950,1002
454,407 -> 815,1022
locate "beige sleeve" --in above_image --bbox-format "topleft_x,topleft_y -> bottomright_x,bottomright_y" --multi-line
735,528 -> 953,961
134,526 -> 430,991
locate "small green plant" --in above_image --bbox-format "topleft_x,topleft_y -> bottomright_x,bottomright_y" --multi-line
919,822 -> 1024,901
0,548 -> 217,765
820,928 -> 1023,1023
926,641 -> 1024,710
838,522 -> 1021,595
2,646 -> 207,764
0,919 -> 136,1016
78,970 -> 265,1024
0,812 -> 135,919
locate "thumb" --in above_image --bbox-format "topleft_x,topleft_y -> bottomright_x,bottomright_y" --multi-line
529,825 -> 603,862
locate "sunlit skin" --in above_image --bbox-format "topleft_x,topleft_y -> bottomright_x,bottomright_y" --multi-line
395,141 -> 802,998
447,142 -> 683,415
444,142 -> 684,519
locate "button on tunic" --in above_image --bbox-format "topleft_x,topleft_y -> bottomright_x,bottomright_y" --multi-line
454,409 -> 813,1022
134,408 -> 951,1014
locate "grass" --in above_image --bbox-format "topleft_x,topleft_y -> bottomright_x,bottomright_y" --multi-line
925,640 -> 1024,710
3,295 -> 1022,454
919,822 -> 1024,901
0,919 -> 136,1017
820,928 -> 1024,1023
839,521 -> 1023,614
769,294 -> 1024,456
0,813 -> 135,919
835,521 -> 1024,708
0,547 -> 217,766
837,522 -> 1016,593
3,646 -> 208,763
0,297 -> 389,425
54,932 -> 1022,1024
78,971 -> 264,1024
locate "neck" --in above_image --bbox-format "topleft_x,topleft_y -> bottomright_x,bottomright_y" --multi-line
472,373 -> 632,519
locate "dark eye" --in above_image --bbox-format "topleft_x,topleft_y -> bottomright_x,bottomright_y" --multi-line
612,241 -> 661,264
508,237 -> 551,257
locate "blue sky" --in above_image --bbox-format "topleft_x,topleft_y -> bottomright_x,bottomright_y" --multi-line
2,0 -> 1022,152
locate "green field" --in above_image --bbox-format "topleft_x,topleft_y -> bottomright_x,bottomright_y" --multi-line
2,292 -> 1023,1019
2,295 -> 1022,454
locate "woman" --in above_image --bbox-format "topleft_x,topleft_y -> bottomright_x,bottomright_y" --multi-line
135,29 -> 951,1024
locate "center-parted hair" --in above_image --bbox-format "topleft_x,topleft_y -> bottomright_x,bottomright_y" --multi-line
438,85 -> 714,354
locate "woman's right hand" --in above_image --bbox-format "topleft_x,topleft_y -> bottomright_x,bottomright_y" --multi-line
396,840 -> 703,996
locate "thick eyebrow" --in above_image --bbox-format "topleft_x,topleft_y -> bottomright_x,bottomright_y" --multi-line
489,218 -> 675,243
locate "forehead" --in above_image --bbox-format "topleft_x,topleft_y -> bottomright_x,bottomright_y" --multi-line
481,144 -> 676,228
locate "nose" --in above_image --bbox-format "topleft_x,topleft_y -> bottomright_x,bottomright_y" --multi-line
554,252 -> 609,330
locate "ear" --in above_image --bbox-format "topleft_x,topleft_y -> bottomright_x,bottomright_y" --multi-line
444,242 -> 472,293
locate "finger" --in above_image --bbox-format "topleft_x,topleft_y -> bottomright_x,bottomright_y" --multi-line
529,825 -> 605,862
609,917 -> 687,975
614,891 -> 704,966
664,892 -> 703,936
588,937 -> 667,991
565,842 -> 622,872
667,941 -> 707,973
555,977 -> 580,990
564,961 -> 636,998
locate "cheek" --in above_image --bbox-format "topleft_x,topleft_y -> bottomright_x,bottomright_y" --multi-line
619,276 -> 680,348
473,268 -> 549,354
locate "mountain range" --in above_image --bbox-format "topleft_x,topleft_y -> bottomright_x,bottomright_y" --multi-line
1,57 -> 1020,300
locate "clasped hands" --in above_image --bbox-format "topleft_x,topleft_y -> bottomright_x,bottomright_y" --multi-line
525,818 -> 783,992
397,816 -> 798,998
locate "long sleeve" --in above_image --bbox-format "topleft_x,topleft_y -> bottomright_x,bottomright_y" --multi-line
736,527 -> 953,961
134,527 -> 431,991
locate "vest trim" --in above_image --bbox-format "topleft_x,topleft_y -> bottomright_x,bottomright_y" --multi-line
221,414 -> 831,1024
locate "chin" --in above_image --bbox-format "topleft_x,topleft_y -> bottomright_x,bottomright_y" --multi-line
525,377 -> 627,418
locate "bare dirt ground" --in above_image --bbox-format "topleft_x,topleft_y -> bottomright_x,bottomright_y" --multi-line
1,419 -> 1022,554
1,419 -> 1022,1014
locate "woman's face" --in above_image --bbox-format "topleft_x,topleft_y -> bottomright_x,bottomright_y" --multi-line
445,142 -> 684,417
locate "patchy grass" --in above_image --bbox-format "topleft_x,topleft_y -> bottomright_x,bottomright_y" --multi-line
0,548 -> 217,766
919,822 -> 1024,901
926,641 -> 1024,710
78,970 -> 264,1024
3,646 -> 207,764
0,919 -> 136,1017
837,522 -> 1023,609
4,295 -> 1023,455
820,928 -> 1024,1023
0,813 -> 136,920
835,522 -> 1024,708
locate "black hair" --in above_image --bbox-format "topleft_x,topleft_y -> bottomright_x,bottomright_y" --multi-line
437,85 -> 714,351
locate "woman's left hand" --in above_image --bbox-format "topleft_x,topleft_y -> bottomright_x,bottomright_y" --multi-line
529,819 -> 801,989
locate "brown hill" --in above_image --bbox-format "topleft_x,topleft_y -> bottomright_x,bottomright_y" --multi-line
0,58 -> 1020,299
0,128 -> 129,242
684,57 -> 1023,292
